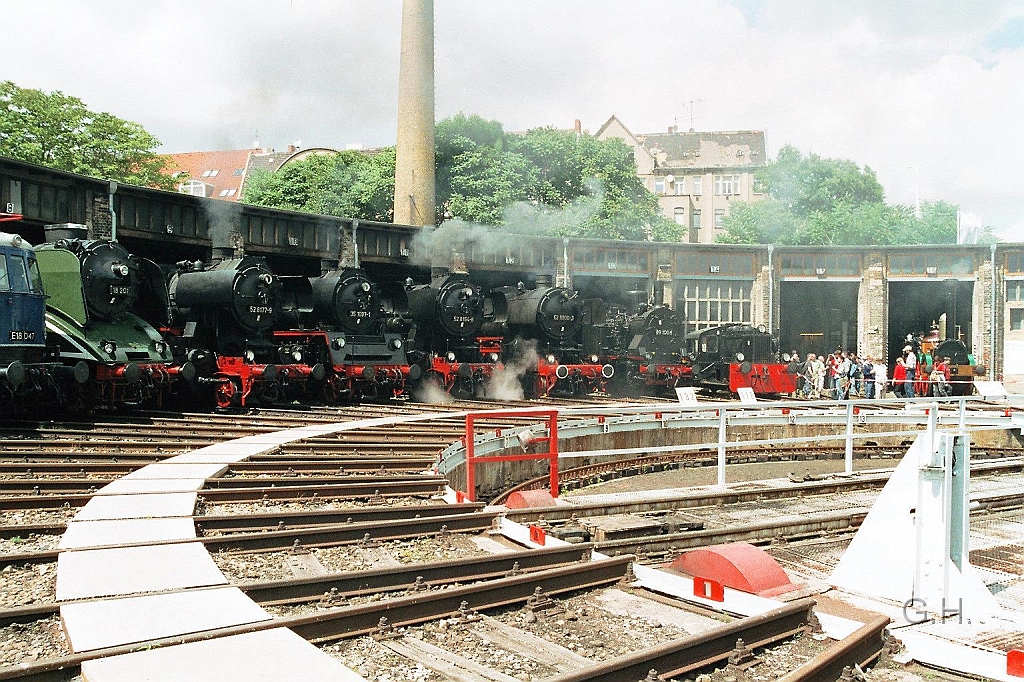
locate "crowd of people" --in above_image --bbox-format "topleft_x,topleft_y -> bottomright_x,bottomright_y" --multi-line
791,346 -> 954,400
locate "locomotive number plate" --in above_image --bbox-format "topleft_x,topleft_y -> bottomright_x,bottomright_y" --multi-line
9,330 -> 37,341
348,311 -> 371,318
109,285 -> 131,296
249,306 -> 274,314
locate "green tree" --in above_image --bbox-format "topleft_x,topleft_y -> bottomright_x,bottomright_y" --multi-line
0,81 -> 175,189
246,113 -> 678,242
718,145 -> 961,246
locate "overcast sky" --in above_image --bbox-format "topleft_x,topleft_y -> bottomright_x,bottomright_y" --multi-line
6,1 -> 1024,240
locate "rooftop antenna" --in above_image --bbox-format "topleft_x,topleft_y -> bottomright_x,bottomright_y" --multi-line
682,99 -> 704,131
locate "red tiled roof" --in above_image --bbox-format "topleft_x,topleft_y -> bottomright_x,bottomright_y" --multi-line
160,149 -> 256,201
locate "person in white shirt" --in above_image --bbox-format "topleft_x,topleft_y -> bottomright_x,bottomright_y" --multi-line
873,357 -> 887,398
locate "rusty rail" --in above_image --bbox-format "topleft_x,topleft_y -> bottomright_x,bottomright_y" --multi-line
547,598 -> 816,681
779,615 -> 890,682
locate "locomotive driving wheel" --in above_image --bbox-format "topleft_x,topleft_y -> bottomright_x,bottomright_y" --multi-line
214,378 -> 240,409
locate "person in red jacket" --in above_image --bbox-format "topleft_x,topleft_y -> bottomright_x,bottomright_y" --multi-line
892,357 -> 908,398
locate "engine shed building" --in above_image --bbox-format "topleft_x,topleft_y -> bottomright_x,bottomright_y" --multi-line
2,155 -> 1020,383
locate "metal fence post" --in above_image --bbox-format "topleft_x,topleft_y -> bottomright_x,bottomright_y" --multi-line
718,408 -> 727,486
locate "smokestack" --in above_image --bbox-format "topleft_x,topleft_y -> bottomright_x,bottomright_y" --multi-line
574,119 -> 582,138
393,0 -> 435,228
536,274 -> 554,288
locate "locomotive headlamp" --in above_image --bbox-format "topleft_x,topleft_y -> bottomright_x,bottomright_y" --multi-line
10,235 -> 22,247
489,353 -> 499,362
155,341 -> 167,355
446,351 -> 457,363
244,350 -> 256,362
735,352 -> 745,362
389,339 -> 403,350
590,354 -> 599,363
782,352 -> 791,362
332,337 -> 346,350
291,348 -> 303,363
112,264 -> 129,277
102,341 -> 117,355
260,274 -> 273,285
361,282 -> 371,292
546,354 -> 556,364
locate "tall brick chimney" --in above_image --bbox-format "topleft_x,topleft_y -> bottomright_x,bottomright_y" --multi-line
393,0 -> 435,228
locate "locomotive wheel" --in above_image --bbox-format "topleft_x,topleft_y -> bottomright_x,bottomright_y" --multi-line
323,374 -> 346,403
214,379 -> 239,409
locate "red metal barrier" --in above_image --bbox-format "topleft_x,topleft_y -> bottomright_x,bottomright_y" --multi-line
464,409 -> 558,503
1009,649 -> 1024,677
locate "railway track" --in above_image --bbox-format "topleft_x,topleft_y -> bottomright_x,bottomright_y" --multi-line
3,398 -> 988,681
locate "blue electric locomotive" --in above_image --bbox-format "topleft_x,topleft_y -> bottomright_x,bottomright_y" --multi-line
0,229 -> 87,411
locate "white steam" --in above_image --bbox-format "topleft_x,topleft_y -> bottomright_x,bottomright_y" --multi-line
482,338 -> 539,402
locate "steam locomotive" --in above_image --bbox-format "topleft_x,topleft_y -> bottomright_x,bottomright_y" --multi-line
589,303 -> 691,395
686,323 -> 798,395
275,266 -> 418,402
491,277 -> 613,397
403,267 -> 500,399
35,224 -> 191,409
165,250 -> 325,408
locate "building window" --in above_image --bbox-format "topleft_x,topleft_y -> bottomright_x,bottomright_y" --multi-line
218,189 -> 237,197
673,207 -> 685,225
692,177 -> 702,195
715,209 -> 726,229
1012,307 -> 1024,331
692,209 -> 701,229
654,178 -> 665,194
714,174 -> 740,195
232,168 -> 244,176
1010,282 -> 1024,302
178,180 -> 208,197
679,280 -> 752,331
674,179 -> 685,195
201,169 -> 220,178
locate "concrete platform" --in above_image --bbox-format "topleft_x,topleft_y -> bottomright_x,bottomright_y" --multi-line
73,492 -> 197,520
61,586 -> 271,652
57,542 -> 225,600
79,627 -> 367,681
59,517 -> 196,549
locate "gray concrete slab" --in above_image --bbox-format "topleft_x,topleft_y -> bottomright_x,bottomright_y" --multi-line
121,463 -> 229,480
61,586 -> 270,652
73,493 -> 197,520
94,479 -> 208,495
57,542 -> 225,601
59,518 -> 196,549
79,627 -> 367,681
